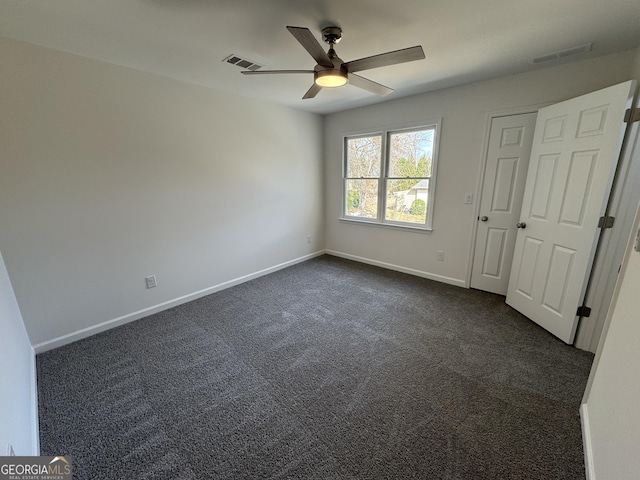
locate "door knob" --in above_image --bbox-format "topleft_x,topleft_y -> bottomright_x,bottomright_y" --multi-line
516,222 -> 527,229
480,216 -> 488,222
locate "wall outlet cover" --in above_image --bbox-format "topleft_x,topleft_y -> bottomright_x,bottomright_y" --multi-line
145,275 -> 157,289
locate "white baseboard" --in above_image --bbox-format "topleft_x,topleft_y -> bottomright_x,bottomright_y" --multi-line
33,251 -> 325,353
580,403 -> 596,480
33,249 -> 465,353
325,250 -> 467,288
30,346 -> 40,455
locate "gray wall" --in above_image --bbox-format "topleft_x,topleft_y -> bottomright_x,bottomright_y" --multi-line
580,46 -> 640,480
324,50 -> 636,286
0,36 -> 325,349
1,33 -> 638,465
0,249 -> 37,455
582,174 -> 640,479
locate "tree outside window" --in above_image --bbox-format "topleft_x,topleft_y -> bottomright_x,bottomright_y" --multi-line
343,122 -> 440,230
345,135 -> 381,219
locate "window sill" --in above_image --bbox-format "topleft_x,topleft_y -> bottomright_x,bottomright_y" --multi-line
339,217 -> 433,233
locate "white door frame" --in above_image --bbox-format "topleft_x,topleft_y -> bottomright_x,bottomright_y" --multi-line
466,104 -> 550,289
580,122 -> 640,480
575,101 -> 640,351
505,80 -> 636,344
467,97 -> 638,351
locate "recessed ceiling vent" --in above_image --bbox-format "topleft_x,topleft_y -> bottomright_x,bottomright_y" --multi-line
223,54 -> 262,71
532,43 -> 592,64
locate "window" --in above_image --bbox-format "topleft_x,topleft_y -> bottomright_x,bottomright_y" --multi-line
342,121 -> 440,230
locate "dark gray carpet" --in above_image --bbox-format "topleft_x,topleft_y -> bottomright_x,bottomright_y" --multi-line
37,255 -> 594,479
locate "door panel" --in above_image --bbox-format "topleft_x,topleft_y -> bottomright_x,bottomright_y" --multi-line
542,115 -> 567,142
541,245 -> 575,314
529,154 -> 558,219
481,228 -> 507,277
506,80 -> 636,344
559,151 -> 597,225
491,158 -> 518,212
471,113 -> 537,294
516,236 -> 542,298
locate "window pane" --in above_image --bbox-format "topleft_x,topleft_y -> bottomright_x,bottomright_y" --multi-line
346,135 -> 382,178
345,179 -> 379,218
388,129 -> 434,178
385,178 -> 428,224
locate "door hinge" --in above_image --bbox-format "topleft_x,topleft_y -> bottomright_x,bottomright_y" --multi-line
598,215 -> 615,229
577,306 -> 592,318
624,107 -> 640,123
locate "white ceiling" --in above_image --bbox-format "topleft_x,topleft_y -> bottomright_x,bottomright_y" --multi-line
1,0 -> 639,114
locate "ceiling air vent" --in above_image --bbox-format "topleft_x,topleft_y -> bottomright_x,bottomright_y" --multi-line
223,54 -> 262,71
532,43 -> 592,64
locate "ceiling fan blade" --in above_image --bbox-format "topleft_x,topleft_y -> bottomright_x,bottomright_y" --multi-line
344,46 -> 425,73
286,26 -> 334,68
241,70 -> 314,75
302,83 -> 323,99
348,73 -> 393,96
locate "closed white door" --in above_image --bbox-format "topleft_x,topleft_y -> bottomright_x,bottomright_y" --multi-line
471,113 -> 537,295
506,80 -> 636,344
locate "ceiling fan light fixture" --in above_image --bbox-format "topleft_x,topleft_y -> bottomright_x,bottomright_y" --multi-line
244,26 -> 425,99
315,69 -> 348,88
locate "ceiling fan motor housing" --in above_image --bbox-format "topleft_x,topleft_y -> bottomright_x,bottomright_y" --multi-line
314,52 -> 348,87
314,27 -> 347,87
322,26 -> 342,44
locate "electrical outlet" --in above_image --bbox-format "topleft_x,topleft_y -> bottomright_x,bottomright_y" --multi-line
7,443 -> 15,456
436,251 -> 444,261
307,234 -> 312,244
145,275 -> 157,289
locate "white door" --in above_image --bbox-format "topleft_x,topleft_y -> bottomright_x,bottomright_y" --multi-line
471,113 -> 537,295
506,80 -> 636,344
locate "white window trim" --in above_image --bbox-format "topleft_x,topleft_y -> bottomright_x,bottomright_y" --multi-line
340,119 -> 442,231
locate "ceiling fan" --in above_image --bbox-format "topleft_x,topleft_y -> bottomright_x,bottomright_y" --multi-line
241,26 -> 425,99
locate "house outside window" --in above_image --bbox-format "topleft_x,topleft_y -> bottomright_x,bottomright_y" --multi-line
342,121 -> 441,230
